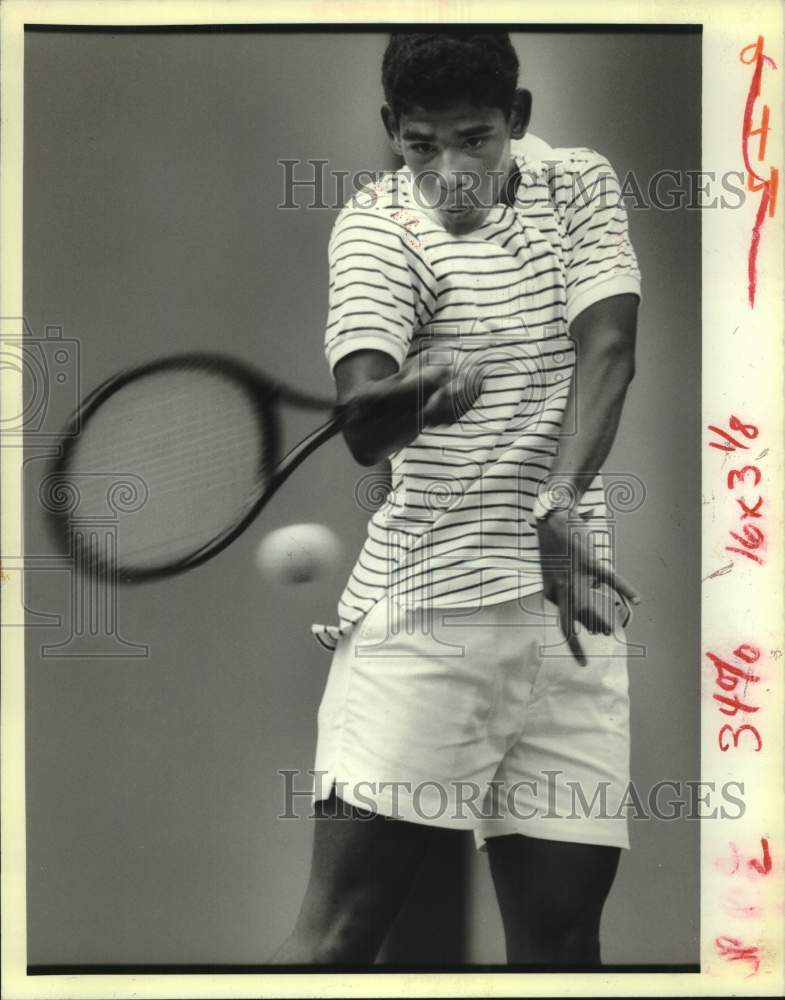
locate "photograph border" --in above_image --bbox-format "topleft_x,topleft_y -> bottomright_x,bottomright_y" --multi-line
2,1 -> 783,997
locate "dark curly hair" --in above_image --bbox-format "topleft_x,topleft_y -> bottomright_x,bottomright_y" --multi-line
382,31 -> 520,123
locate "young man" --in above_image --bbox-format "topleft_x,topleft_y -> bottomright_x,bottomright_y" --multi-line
273,31 -> 642,966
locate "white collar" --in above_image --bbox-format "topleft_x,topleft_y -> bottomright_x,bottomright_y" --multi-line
511,132 -> 555,165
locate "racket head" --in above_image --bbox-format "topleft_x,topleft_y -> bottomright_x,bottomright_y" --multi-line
46,352 -> 283,583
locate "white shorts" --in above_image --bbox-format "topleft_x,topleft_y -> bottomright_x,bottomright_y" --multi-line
313,591 -> 631,851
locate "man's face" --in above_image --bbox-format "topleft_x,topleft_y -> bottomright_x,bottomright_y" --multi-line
385,100 -> 519,235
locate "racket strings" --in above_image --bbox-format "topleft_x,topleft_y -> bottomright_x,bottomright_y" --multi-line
78,385 -> 265,477
81,433 -> 259,497
63,367 -> 274,572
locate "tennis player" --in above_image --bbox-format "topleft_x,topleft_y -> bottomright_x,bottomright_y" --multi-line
272,31 -> 642,966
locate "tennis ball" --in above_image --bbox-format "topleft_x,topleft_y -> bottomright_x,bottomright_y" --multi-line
256,523 -> 342,585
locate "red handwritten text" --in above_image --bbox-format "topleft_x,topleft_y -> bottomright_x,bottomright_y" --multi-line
715,934 -> 761,976
723,838 -> 773,877
707,417 -> 766,564
715,840 -> 773,976
707,642 -> 763,752
739,36 -> 779,307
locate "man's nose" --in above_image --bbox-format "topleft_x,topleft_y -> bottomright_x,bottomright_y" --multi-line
435,151 -> 473,192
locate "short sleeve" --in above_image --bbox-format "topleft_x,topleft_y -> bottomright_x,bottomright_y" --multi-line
563,150 -> 642,327
324,205 -> 418,374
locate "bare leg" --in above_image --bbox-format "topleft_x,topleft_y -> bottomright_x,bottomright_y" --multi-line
488,834 -> 621,966
268,791 -> 443,965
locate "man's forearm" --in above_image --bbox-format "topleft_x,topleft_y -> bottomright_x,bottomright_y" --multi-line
336,351 -> 475,467
342,368 -> 432,465
544,298 -> 637,506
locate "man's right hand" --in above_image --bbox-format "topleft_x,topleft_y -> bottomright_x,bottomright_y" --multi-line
335,349 -> 481,465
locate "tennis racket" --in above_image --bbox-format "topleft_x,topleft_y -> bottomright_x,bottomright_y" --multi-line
46,352 -> 354,582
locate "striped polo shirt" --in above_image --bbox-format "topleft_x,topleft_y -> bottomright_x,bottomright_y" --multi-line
312,134 -> 641,651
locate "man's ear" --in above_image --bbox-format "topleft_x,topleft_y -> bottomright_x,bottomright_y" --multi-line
509,88 -> 532,139
381,104 -> 403,156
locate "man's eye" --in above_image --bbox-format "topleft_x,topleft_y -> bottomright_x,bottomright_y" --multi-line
411,143 -> 435,155
464,137 -> 487,150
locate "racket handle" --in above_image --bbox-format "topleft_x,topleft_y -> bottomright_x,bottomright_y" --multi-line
271,412 -> 346,495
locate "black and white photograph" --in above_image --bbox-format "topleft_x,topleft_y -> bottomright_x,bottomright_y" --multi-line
1,1 -> 782,997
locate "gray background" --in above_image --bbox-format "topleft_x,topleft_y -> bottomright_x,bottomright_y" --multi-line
24,28 -> 701,966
